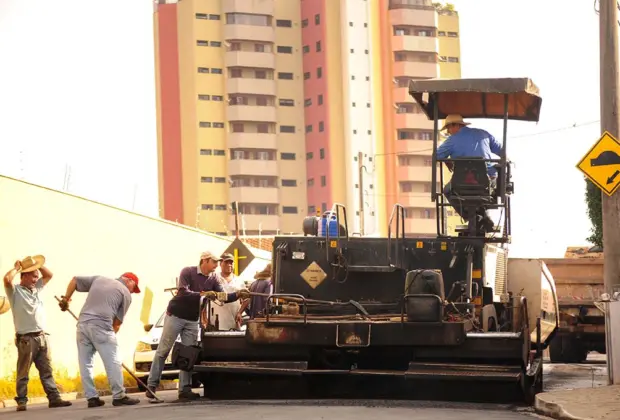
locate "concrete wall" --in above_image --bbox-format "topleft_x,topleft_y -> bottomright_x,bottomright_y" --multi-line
0,175 -> 270,378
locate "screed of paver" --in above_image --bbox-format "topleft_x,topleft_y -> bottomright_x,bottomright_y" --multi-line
536,385 -> 620,420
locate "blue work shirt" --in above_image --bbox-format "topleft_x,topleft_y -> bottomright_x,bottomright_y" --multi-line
436,126 -> 503,177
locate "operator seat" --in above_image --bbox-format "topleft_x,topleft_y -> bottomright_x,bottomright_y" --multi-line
446,158 -> 496,233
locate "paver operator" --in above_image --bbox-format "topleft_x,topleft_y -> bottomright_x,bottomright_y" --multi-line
436,114 -> 503,233
59,272 -> 141,408
3,256 -> 73,412
145,251 -> 250,402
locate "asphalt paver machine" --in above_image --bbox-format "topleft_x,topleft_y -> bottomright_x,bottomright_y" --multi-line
194,78 -> 559,405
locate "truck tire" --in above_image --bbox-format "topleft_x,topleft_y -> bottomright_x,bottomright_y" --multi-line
549,335 -> 588,363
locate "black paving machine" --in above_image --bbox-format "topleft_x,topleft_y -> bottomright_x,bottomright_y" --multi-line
192,78 -> 559,405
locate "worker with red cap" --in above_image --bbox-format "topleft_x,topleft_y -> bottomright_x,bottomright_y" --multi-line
59,272 -> 141,408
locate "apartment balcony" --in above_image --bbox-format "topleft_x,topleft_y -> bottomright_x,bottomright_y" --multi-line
231,214 -> 280,232
227,133 -> 277,149
390,8 -> 437,28
396,140 -> 434,155
227,105 -> 277,122
225,51 -> 275,69
394,112 -> 433,130
229,186 -> 279,204
392,35 -> 438,54
223,0 -> 274,16
397,194 -> 434,209
394,87 -> 411,103
405,218 -> 437,235
227,78 -> 276,96
224,24 -> 274,43
393,61 -> 438,78
397,165 -> 435,182
228,159 -> 278,177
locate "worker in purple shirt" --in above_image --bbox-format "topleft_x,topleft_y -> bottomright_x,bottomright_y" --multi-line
436,114 -> 503,233
145,251 -> 250,402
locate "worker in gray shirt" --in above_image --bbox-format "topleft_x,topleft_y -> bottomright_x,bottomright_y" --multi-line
3,256 -> 72,412
59,272 -> 141,408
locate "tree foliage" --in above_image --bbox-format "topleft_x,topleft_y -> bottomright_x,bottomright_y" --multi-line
585,178 -> 603,248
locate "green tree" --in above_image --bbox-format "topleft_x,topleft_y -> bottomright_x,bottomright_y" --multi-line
585,178 -> 603,248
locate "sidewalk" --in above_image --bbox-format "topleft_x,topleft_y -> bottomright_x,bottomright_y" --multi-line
535,385 -> 620,420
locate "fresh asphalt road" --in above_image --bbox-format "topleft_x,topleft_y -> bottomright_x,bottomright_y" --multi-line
0,354 -> 607,420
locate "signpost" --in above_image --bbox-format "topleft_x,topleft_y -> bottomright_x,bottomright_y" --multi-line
576,131 -> 620,197
223,237 -> 255,276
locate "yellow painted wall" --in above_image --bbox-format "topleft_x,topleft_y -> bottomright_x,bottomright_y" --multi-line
0,176 -> 270,379
438,13 -> 461,79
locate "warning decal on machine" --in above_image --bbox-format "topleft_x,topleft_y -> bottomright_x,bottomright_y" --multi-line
301,261 -> 327,289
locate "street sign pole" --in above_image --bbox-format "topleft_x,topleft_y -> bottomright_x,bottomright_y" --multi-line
599,0 -> 620,385
233,247 -> 247,277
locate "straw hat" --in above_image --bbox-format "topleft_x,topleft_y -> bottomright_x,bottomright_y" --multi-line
440,114 -> 471,131
254,264 -> 272,280
19,255 -> 45,273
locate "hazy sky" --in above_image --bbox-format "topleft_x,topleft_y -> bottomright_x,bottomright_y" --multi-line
0,0 -> 602,257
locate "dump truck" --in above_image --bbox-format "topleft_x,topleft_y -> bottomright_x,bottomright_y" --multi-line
189,78 -> 559,405
544,247 -> 605,363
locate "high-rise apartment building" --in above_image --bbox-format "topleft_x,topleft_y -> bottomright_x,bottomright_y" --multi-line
154,0 -> 461,237
154,0 -> 307,235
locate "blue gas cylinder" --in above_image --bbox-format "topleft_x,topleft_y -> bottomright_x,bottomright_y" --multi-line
318,211 -> 339,237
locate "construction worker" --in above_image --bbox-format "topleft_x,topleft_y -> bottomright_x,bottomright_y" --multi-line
145,251 -> 250,402
237,264 -> 272,323
3,256 -> 72,412
437,114 -> 503,233
212,253 -> 245,330
58,272 -> 141,408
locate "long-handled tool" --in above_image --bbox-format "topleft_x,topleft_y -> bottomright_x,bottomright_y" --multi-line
54,296 -> 165,404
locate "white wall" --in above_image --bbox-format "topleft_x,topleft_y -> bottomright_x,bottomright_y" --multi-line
341,0 -> 380,236
0,176 -> 270,378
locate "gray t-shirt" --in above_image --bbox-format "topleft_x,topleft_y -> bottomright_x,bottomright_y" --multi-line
4,279 -> 47,335
76,275 -> 132,331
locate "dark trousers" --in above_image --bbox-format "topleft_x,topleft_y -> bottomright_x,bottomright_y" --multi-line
443,176 -> 497,221
15,332 -> 62,404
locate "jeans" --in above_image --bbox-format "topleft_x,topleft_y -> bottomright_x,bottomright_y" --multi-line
147,314 -> 198,394
14,333 -> 62,404
76,322 -> 126,400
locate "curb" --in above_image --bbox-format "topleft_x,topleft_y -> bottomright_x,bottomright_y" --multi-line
534,394 -> 590,420
0,382 -> 178,409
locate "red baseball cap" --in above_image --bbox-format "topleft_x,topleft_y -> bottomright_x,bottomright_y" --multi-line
121,272 -> 141,293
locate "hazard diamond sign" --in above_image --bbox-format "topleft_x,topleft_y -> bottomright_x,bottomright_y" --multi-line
576,131 -> 620,196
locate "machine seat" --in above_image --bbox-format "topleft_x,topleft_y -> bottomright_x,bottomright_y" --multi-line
447,158 -> 496,205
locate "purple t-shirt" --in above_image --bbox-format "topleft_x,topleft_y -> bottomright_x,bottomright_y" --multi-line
248,279 -> 272,318
177,266 -> 237,301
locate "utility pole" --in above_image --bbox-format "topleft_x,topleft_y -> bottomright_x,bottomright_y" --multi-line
358,151 -> 365,236
599,0 -> 620,385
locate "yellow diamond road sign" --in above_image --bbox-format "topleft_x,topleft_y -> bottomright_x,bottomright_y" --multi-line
300,261 -> 327,289
577,131 -> 620,197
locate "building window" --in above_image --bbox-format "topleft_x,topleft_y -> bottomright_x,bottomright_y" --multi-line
279,98 -> 295,107
232,123 -> 244,133
307,178 -> 314,187
211,68 -> 223,74
197,40 -> 209,46
303,45 -> 310,53
318,94 -> 323,105
316,67 -> 322,78
305,125 -> 313,133
301,18 -> 308,27
316,41 -> 321,52
226,13 -> 272,26
255,44 -> 265,52
350,48 -> 354,53
209,14 -> 220,20
257,123 -> 269,133
212,95 -> 224,101
278,72 -> 294,80
321,203 -> 327,213
200,149 -> 212,155
213,122 -> 225,128
255,70 -> 267,79
320,148 -> 325,159
448,31 -> 458,37
281,179 -> 297,187
280,152 -> 296,160
304,72 -> 310,80
277,46 -> 293,54
318,121 -> 324,132
201,177 -> 213,183
199,122 -> 211,128
213,150 -> 226,156
215,204 -> 227,211
282,206 -> 298,214
321,176 -> 326,187
438,31 -> 446,36
308,205 -> 316,214
304,98 -> 312,107
196,13 -> 208,19
198,94 -> 210,100
201,204 -> 213,210
276,19 -> 292,27
197,67 -> 209,73
280,125 -> 296,133
315,14 -> 320,25
306,152 -> 313,160
210,41 -> 221,47
214,177 -> 226,183
447,56 -> 459,63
